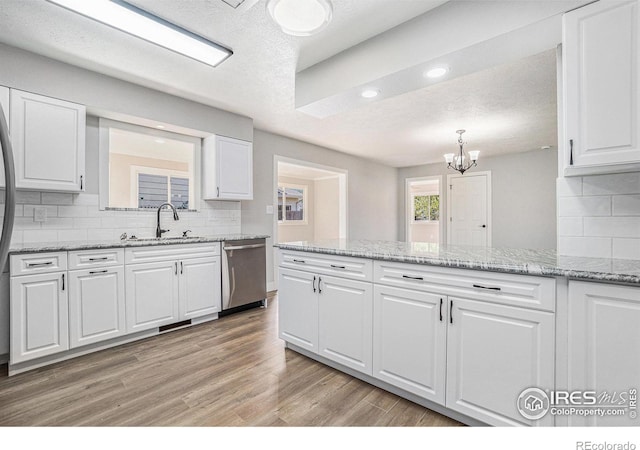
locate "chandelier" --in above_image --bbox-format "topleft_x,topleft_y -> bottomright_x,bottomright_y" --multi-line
444,129 -> 479,175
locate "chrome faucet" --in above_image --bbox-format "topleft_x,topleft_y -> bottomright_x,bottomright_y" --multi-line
156,202 -> 180,238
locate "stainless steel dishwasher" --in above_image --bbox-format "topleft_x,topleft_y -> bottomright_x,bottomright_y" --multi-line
221,238 -> 267,312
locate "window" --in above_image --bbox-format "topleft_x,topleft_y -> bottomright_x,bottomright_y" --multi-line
413,194 -> 440,222
99,119 -> 200,210
277,184 -> 306,223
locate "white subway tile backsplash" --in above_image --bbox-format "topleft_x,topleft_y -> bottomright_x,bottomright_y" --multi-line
558,196 -> 611,217
559,217 -> 583,236
6,191 -> 241,244
582,172 -> 640,196
556,177 -> 583,197
612,195 -> 640,216
41,192 -> 73,205
23,229 -> 57,243
58,205 -> 88,217
15,191 -> 40,204
584,217 -> 640,238
559,236 -> 612,258
612,238 -> 640,260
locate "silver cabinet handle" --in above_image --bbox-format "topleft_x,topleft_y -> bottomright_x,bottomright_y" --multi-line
402,274 -> 423,281
313,275 -> 316,293
62,273 -> 65,291
80,175 -> 84,190
217,186 -> 220,197
292,258 -> 306,263
224,243 -> 265,251
27,261 -> 53,267
439,298 -> 443,322
174,261 -> 178,275
89,269 -> 108,275
180,261 -> 183,274
449,300 -> 453,324
569,139 -> 574,165
318,277 -> 322,294
88,257 -> 108,261
330,264 -> 345,269
473,284 -> 502,291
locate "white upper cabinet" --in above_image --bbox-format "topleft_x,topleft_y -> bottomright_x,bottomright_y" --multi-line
202,135 -> 253,201
10,89 -> 85,191
563,0 -> 640,175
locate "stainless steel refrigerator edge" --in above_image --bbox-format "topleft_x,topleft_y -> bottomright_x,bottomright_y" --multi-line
0,103 -> 17,359
221,238 -> 267,311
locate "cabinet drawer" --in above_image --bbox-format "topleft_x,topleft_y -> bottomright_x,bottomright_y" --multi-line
11,252 -> 67,276
374,261 -> 556,312
69,248 -> 124,270
125,243 -> 220,264
278,250 -> 373,282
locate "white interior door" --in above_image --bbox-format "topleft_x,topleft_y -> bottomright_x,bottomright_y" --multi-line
447,172 -> 490,246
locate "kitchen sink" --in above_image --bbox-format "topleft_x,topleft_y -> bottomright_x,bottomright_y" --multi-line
127,236 -> 202,241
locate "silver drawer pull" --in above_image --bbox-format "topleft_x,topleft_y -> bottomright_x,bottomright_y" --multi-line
89,269 -> 108,275
473,284 -> 502,291
402,275 -> 423,281
224,244 -> 265,251
330,264 -> 345,269
293,259 -> 306,264
88,257 -> 109,261
27,261 -> 53,267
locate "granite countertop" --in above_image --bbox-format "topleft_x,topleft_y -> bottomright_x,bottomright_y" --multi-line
9,234 -> 270,254
274,239 -> 640,285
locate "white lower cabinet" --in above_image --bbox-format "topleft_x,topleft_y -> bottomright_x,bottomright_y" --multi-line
278,268 -> 318,353
318,275 -> 373,375
445,297 -> 555,426
278,267 -> 374,375
10,271 -> 68,364
567,281 -> 640,426
373,285 -> 446,404
68,267 -> 126,348
179,256 -> 222,319
125,260 -> 180,333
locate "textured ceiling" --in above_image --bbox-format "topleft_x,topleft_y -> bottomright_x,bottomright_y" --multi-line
0,0 -> 558,167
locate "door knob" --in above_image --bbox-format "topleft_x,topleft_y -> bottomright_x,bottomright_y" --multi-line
480,225 -> 486,228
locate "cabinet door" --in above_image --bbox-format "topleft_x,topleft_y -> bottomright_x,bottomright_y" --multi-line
318,275 -> 373,375
446,297 -> 554,426
10,89 -> 85,191
216,136 -> 253,200
179,256 -> 221,320
568,281 -> 640,426
373,285 -> 447,405
278,268 -> 318,353
10,272 -> 68,364
125,261 -> 179,333
563,0 -> 640,169
68,267 -> 126,348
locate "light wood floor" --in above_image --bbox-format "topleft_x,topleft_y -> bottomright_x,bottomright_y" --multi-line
0,294 -> 463,427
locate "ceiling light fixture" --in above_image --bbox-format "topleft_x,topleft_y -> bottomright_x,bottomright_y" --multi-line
424,66 -> 448,79
155,125 -> 165,129
47,0 -> 232,67
444,130 -> 479,175
361,89 -> 379,99
267,0 -> 333,36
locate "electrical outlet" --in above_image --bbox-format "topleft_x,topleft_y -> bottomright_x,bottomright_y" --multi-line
266,205 -> 274,215
33,206 -> 47,222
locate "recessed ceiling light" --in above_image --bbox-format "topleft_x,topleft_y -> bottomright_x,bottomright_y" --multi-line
47,0 -> 232,67
267,0 -> 333,36
156,125 -> 165,129
424,66 -> 449,79
361,89 -> 379,99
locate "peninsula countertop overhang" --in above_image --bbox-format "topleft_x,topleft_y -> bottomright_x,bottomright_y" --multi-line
274,240 -> 640,285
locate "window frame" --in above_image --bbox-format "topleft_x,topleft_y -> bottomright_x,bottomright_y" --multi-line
411,193 -> 440,224
98,118 -> 201,211
131,167 -> 191,209
277,182 -> 308,225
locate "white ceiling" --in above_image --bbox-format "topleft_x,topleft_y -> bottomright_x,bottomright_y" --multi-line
0,1 -> 572,167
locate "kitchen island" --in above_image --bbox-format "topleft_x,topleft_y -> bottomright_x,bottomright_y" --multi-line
274,240 -> 640,427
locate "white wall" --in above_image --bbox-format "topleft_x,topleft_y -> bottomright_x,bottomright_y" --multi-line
557,173 -> 640,259
314,177 -> 340,240
277,176 -> 315,243
242,129 -> 398,287
398,148 -> 558,249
